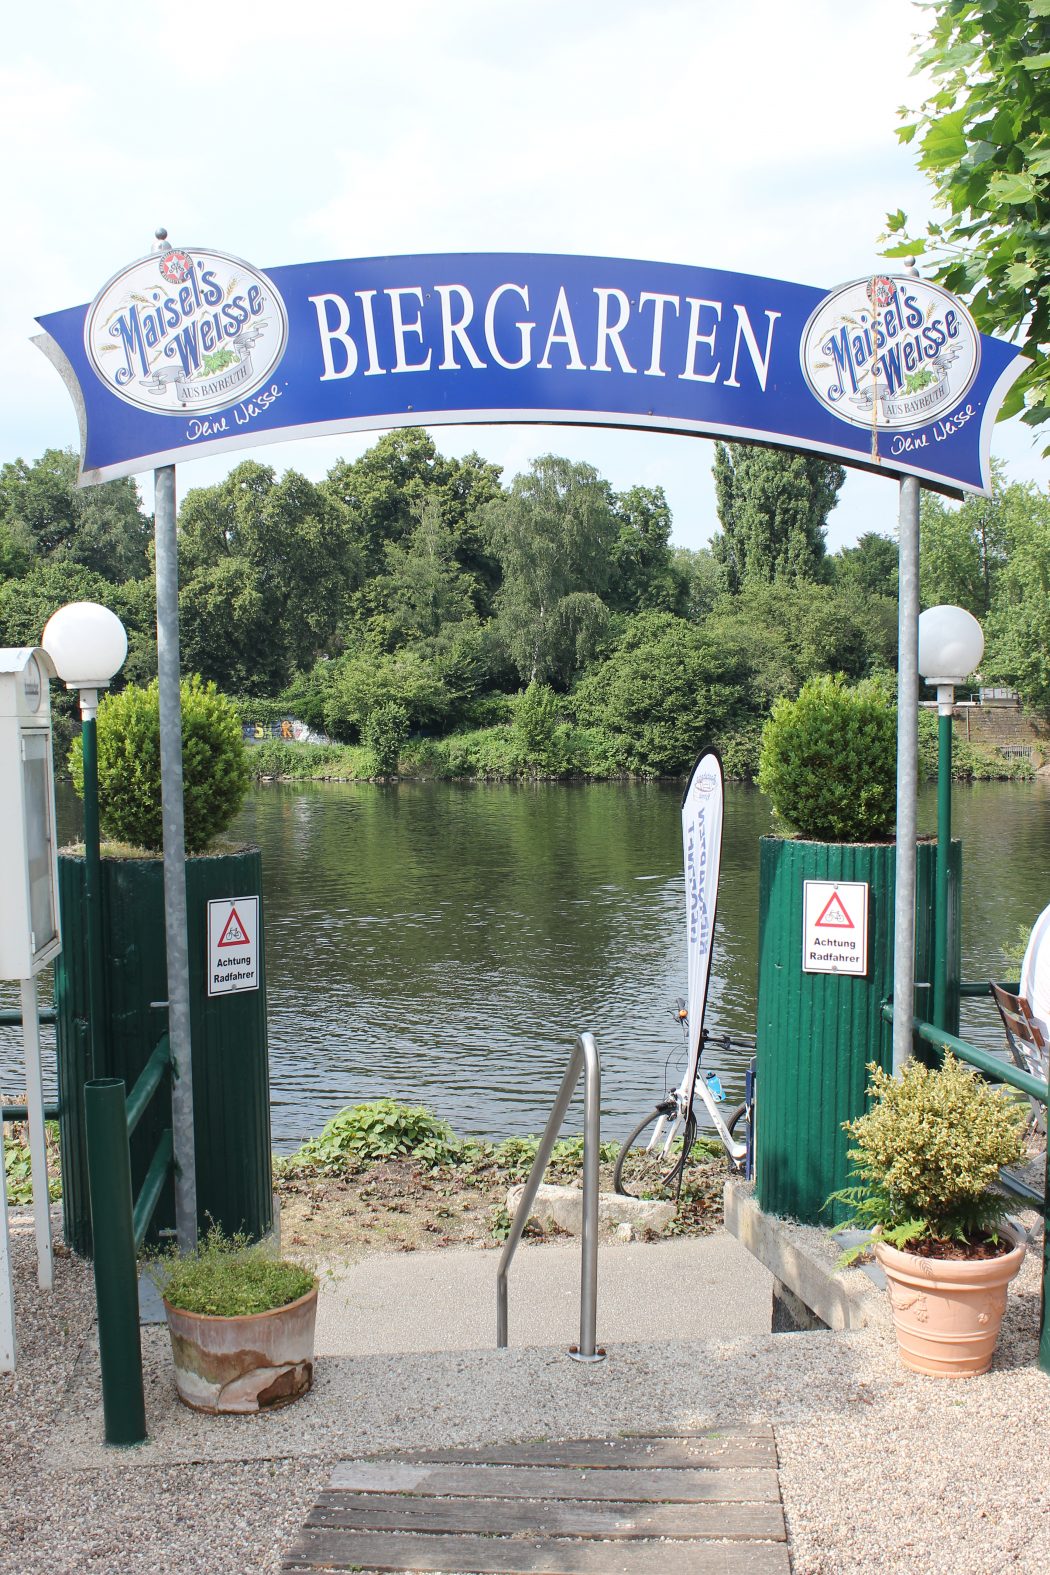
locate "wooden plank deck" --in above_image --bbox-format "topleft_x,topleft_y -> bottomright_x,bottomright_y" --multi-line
282,1428 -> 789,1573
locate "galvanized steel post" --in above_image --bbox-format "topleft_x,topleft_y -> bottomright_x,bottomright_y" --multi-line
85,1078 -> 147,1446
153,456 -> 197,1253
573,1032 -> 602,1363
893,474 -> 921,1073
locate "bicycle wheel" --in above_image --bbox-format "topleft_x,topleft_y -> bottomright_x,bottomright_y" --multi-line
726,1102 -> 747,1137
612,1104 -> 677,1197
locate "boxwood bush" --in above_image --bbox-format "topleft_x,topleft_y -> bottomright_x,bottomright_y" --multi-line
71,676 -> 250,853
757,675 -> 896,842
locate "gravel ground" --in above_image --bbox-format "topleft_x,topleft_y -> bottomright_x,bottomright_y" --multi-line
2,1209 -> 1050,1573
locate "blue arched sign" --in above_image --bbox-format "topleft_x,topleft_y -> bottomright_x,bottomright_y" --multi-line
35,247 -> 1025,494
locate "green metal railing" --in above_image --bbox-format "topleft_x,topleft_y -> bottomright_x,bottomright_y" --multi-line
882,988 -> 1049,1375
84,1033 -> 174,1446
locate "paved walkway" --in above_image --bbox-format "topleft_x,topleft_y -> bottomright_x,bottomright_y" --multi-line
314,1234 -> 775,1355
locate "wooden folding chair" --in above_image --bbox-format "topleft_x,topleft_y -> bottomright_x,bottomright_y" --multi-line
990,981 -> 1049,1137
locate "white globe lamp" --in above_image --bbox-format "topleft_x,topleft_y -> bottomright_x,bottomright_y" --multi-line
42,601 -> 128,718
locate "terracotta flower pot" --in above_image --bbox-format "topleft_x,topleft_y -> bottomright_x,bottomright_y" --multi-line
163,1284 -> 318,1413
874,1223 -> 1026,1378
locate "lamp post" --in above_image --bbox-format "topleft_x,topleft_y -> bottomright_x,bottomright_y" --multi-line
917,604 -> 985,1032
42,602 -> 127,1079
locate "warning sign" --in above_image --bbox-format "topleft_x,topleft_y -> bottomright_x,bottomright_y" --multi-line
207,895 -> 260,996
802,880 -> 868,976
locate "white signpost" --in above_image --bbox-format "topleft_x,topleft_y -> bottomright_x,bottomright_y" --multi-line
207,896 -> 260,997
0,648 -> 61,1372
803,880 -> 869,977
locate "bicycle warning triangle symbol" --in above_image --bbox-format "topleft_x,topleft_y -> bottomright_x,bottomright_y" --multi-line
814,891 -> 854,929
217,906 -> 251,947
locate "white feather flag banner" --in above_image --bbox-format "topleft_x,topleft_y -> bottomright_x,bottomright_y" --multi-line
681,747 -> 724,1077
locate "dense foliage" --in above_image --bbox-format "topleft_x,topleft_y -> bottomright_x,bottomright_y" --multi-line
757,676 -> 898,842
72,677 -> 249,852
831,1055 -> 1027,1259
884,0 -> 1050,447
0,432 -> 1042,785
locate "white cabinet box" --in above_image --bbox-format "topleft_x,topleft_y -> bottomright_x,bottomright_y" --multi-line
0,648 -> 61,978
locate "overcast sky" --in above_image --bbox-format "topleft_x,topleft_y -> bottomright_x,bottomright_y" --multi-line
5,0 -> 1046,553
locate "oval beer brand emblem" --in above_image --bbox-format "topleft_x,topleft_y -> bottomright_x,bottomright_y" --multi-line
84,247 -> 288,416
800,276 -> 980,431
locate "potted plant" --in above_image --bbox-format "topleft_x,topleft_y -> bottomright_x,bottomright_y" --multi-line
157,1227 -> 318,1413
752,675 -> 958,1224
831,1053 -> 1028,1377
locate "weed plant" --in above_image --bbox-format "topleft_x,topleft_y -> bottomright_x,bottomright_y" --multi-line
157,1226 -> 315,1317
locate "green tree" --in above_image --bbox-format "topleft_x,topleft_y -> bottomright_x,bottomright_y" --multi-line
323,649 -> 449,741
607,485 -> 679,612
982,480 -> 1050,706
918,472 -> 1015,616
883,0 -> 1050,446
0,448 -> 151,581
363,702 -> 410,775
512,680 -> 559,768
323,430 -> 503,607
572,612 -> 751,774
711,442 -> 844,591
831,533 -> 899,600
702,581 -> 898,713
670,547 -> 721,621
177,461 -> 363,690
486,455 -> 617,688
365,498 -> 477,649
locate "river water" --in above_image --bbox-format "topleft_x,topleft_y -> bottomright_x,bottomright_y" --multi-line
3,778 -> 1048,1151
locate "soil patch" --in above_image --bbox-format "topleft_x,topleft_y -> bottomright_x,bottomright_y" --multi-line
274,1149 -> 729,1266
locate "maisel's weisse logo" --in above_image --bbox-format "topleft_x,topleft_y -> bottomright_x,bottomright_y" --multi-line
84,247 -> 288,416
801,276 -> 981,431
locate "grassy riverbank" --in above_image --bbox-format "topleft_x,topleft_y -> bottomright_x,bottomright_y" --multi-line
243,713 -> 1035,785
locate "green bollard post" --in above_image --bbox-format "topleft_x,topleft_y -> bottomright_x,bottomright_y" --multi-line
84,1078 -> 147,1445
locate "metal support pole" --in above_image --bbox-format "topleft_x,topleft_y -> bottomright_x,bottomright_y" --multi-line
84,1078 -> 146,1446
893,475 -> 921,1073
20,976 -> 53,1290
932,693 -> 954,1031
154,462 -> 197,1252
573,1032 -> 602,1363
81,708 -> 106,1079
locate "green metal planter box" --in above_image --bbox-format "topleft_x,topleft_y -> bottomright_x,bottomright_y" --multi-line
755,836 -> 960,1227
54,848 -> 273,1257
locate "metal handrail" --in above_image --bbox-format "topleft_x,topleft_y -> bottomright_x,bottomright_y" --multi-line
880,1004 -> 1049,1105
496,1031 -> 605,1363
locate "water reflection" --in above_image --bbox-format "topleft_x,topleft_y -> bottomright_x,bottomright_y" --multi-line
3,777 -> 1048,1150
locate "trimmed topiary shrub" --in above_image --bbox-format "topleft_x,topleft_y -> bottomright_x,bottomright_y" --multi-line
757,674 -> 896,842
71,676 -> 250,853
